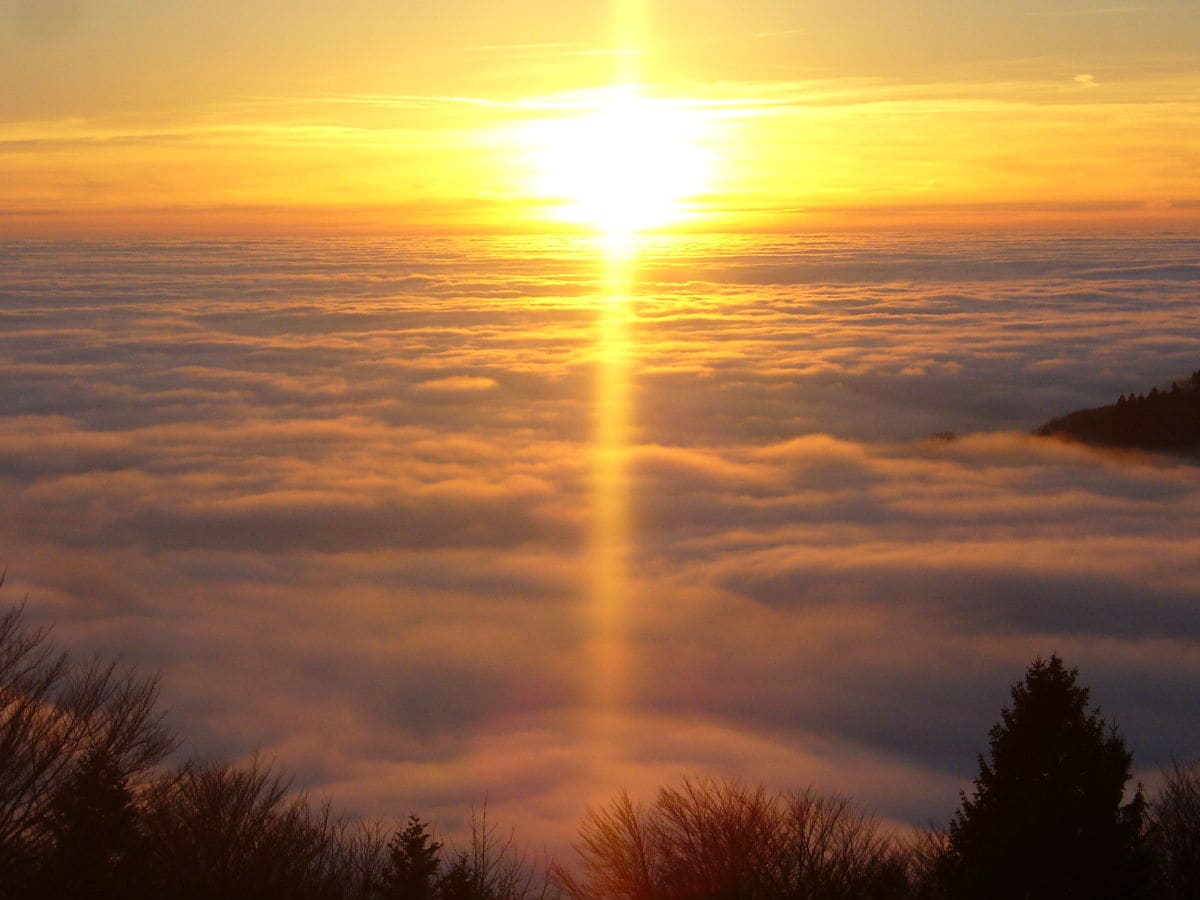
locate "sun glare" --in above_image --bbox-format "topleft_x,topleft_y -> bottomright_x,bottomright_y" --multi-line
527,87 -> 713,236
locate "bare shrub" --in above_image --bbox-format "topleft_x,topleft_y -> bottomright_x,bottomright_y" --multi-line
1148,760 -> 1200,900
553,776 -> 908,900
439,803 -> 559,900
141,756 -> 363,900
0,602 -> 172,895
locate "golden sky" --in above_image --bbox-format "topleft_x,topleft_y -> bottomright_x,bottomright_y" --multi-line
2,0 -> 1197,234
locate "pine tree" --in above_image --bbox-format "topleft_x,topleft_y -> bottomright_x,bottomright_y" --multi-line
380,814 -> 443,900
40,746 -> 144,900
946,655 -> 1149,899
437,851 -> 480,900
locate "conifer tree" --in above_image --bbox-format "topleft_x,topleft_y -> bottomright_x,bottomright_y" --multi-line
380,814 -> 444,900
437,851 -> 481,900
946,655 -> 1149,899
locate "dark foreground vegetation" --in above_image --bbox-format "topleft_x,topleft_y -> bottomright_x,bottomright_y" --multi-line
2,601 -> 1199,899
1036,369 -> 1200,455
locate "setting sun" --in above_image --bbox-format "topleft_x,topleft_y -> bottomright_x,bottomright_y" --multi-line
525,86 -> 714,235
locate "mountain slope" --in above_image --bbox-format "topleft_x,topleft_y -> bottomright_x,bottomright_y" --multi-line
1036,370 -> 1200,455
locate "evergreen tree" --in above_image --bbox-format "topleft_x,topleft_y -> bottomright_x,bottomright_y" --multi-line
39,746 -> 144,900
946,655 -> 1149,899
380,814 -> 444,900
438,851 -> 482,900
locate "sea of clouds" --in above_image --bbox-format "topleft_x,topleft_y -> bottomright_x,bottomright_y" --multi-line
1,232 -> 1198,853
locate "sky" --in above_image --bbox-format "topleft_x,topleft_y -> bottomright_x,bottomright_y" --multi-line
1,0 -> 1198,234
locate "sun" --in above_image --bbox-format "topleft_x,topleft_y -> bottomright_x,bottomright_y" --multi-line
526,86 -> 713,236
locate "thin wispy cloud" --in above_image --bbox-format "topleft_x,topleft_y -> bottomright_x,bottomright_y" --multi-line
467,40 -> 643,59
1026,6 -> 1154,16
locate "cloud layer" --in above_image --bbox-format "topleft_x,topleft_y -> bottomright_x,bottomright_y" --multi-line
2,233 -> 1199,852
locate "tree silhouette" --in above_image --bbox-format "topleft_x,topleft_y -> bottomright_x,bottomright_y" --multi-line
946,655 -> 1149,899
141,757 -> 355,900
380,814 -> 444,900
554,776 -> 909,900
0,603 -> 172,900
39,746 -> 145,900
1036,369 -> 1200,453
905,826 -> 952,900
376,804 -> 553,900
1148,760 -> 1200,899
437,851 -> 480,900
441,804 -> 552,900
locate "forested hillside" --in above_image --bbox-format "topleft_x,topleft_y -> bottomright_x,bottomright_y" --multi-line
1037,370 -> 1200,454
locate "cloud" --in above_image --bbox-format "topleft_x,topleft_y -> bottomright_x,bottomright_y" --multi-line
2,233 -> 1199,854
416,375 -> 500,393
1028,6 -> 1151,17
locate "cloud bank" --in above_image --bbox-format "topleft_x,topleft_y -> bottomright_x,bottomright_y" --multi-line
1,232 -> 1198,851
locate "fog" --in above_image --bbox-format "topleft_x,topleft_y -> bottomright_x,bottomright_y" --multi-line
2,232 -> 1198,849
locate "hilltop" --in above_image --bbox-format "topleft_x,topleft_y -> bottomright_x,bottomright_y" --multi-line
1036,369 -> 1200,455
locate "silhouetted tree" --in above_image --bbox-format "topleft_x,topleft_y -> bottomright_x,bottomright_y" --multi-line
1147,760 -> 1200,899
438,851 -> 481,900
654,777 -> 780,899
341,818 -> 393,900
553,776 -> 909,900
37,746 -> 145,899
0,602 -> 172,900
444,804 -> 553,900
1,598 -> 409,900
1036,373 -> 1200,453
904,826 -> 952,900
777,787 -> 911,900
381,814 -> 444,900
141,757 -> 355,900
945,655 -> 1149,899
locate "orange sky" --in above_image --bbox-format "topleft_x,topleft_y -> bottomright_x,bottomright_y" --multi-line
1,0 -> 1197,234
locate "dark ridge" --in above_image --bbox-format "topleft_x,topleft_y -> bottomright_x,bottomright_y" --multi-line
1035,369 -> 1200,456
